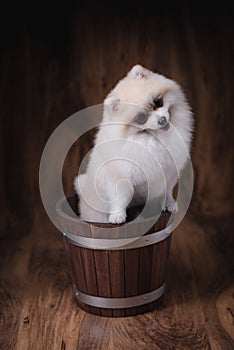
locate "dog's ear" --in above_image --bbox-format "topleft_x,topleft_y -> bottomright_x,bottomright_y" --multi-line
104,94 -> 120,111
128,64 -> 148,79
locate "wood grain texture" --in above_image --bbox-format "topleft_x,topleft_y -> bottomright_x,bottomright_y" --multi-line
0,2 -> 233,220
0,1 -> 234,349
1,207 -> 233,349
57,195 -> 171,317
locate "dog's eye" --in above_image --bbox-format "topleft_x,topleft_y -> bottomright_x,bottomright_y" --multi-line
135,113 -> 148,125
153,97 -> 163,108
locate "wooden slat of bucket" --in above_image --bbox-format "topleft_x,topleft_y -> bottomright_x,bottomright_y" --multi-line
80,248 -> 100,316
79,222 -> 92,238
90,222 -> 116,239
159,236 -> 171,286
151,241 -> 164,291
58,213 -> 92,239
108,250 -> 125,317
164,236 -> 171,277
160,211 -> 171,231
93,250 -> 113,317
68,245 -> 91,314
137,245 -> 154,314
70,246 -> 87,291
124,248 -> 139,316
143,210 -> 170,235
90,222 -> 126,239
63,241 -> 81,294
150,237 -> 171,308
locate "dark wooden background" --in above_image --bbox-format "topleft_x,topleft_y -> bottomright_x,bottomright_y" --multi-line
0,1 -> 233,349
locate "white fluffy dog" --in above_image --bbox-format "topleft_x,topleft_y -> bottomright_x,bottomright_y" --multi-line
74,65 -> 193,224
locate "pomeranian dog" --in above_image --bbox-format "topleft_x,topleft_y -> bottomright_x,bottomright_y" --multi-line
74,65 -> 193,224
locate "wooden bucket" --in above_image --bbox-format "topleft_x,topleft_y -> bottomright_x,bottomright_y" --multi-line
56,195 -> 173,317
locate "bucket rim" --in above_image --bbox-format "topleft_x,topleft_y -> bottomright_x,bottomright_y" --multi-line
56,194 -> 172,227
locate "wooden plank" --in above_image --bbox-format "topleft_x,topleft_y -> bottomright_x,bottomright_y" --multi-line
108,250 -> 125,317
124,248 -> 139,316
151,242 -> 163,291
160,236 -> 171,285
70,246 -> 87,293
80,248 -> 100,316
94,249 -> 113,317
137,245 -> 153,314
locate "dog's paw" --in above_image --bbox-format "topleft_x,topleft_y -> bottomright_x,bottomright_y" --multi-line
109,211 -> 127,224
164,200 -> 178,213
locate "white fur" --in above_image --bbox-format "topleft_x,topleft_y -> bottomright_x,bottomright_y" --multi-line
74,65 -> 193,223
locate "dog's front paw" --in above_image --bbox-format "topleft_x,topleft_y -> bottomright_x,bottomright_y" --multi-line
109,211 -> 127,224
163,200 -> 178,213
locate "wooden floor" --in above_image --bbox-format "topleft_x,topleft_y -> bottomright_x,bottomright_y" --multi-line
0,1 -> 234,349
0,208 -> 233,349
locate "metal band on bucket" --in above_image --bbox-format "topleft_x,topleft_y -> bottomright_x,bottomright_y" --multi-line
62,224 -> 172,250
74,283 -> 165,309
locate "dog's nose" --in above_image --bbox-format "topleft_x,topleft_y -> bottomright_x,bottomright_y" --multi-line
158,116 -> 167,126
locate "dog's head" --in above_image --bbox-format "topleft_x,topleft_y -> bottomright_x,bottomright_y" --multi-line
103,65 -> 191,135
